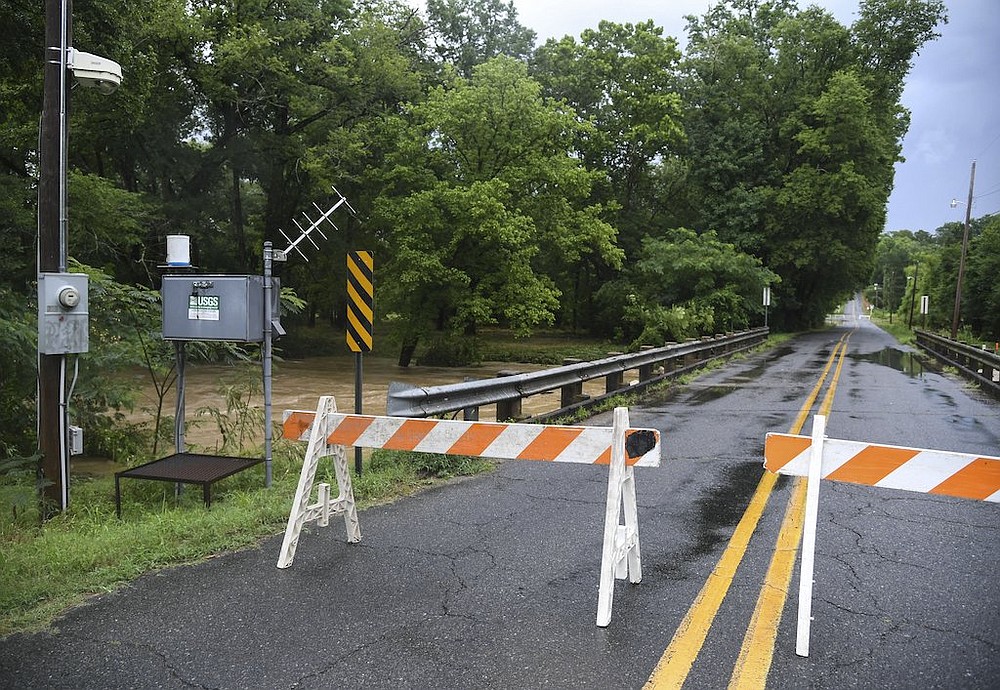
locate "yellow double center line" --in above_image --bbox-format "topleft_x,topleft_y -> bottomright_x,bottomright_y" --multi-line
645,332 -> 852,689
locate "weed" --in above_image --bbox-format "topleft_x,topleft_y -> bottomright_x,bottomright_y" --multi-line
194,373 -> 265,455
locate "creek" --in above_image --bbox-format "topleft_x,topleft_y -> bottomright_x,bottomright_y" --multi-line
136,356 -> 552,448
71,355 -> 625,475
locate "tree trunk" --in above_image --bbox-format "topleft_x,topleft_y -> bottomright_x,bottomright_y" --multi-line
398,339 -> 418,367
231,167 -> 247,270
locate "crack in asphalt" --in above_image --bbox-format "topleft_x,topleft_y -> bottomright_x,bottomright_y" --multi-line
287,628 -> 406,688
114,637 -> 221,690
283,539 -> 501,687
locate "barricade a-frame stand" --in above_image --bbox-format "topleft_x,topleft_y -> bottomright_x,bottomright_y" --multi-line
276,396 -> 361,567
276,397 -> 660,627
597,407 -> 644,626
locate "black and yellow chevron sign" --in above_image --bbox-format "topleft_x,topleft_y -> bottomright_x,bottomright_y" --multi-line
346,250 -> 373,352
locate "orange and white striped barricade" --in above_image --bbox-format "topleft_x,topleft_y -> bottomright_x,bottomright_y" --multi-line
765,414 -> 1000,656
278,397 -> 660,627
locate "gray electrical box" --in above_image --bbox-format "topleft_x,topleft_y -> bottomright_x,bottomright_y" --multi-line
38,272 -> 89,354
162,274 -> 279,342
69,425 -> 84,455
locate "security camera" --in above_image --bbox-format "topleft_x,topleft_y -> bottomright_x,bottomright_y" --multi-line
67,49 -> 122,95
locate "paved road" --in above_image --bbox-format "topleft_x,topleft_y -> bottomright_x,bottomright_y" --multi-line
1,317 -> 997,688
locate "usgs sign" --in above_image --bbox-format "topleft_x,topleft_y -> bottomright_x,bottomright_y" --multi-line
188,294 -> 221,320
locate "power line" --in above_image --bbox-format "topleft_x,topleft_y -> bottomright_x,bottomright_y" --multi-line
973,184 -> 1000,199
975,131 -> 1000,159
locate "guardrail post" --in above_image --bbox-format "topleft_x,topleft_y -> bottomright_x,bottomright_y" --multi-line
638,345 -> 655,381
462,376 -> 480,420
605,352 -> 625,393
683,339 -> 699,367
560,358 -> 588,407
662,343 -> 678,374
496,370 -> 522,421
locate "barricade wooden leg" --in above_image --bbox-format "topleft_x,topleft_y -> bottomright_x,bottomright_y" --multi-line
317,483 -> 330,527
277,396 -> 333,568
796,414 -> 826,656
622,466 -> 641,583
332,441 -> 361,543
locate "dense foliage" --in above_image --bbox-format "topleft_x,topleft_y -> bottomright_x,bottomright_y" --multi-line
7,0 -> 991,466
868,214 -> 1000,336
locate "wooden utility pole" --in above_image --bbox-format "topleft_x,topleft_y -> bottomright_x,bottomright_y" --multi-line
38,0 -> 71,515
950,160 -> 976,340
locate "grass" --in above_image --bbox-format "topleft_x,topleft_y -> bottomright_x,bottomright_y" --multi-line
870,312 -> 917,345
0,443 -> 487,637
478,329 -> 626,365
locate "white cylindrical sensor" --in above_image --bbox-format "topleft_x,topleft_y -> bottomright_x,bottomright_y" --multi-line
166,235 -> 191,266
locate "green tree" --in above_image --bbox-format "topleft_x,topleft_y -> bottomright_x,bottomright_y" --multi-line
66,0 -> 211,283
767,69 -> 895,324
870,231 -> 922,314
852,0 -> 948,110
964,214 -> 1000,339
680,0 -> 946,329
874,230 -> 936,326
681,1 -> 806,256
594,228 -> 778,346
379,179 -> 561,364
377,57 -> 621,363
424,0 -> 536,78
1,0 -> 55,290
532,21 -> 685,257
0,287 -> 37,458
271,1 -> 432,332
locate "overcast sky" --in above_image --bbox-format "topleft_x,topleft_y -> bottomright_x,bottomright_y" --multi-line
406,0 -> 1000,234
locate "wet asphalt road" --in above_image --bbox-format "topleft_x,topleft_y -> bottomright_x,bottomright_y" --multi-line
1,318 -> 997,689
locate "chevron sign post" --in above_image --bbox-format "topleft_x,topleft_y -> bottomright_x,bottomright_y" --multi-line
765,415 -> 1000,657
278,396 -> 661,627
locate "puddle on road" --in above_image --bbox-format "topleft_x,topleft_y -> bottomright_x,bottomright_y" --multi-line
694,461 -> 764,554
676,346 -> 793,407
755,345 -> 795,369
685,384 -> 741,406
648,460 -> 767,581
850,347 -> 927,377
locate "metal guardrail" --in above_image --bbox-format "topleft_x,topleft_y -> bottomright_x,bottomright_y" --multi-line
915,330 -> 1000,398
387,328 -> 769,420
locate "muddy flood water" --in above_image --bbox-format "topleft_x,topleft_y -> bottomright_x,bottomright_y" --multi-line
118,355 -> 621,452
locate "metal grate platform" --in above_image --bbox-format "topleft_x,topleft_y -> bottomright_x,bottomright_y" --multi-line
114,453 -> 263,517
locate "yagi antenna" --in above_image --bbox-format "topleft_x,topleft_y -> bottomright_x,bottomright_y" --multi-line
273,186 -> 357,262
